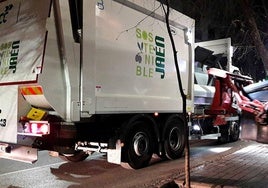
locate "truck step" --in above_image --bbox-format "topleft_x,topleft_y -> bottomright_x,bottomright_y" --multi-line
0,144 -> 37,163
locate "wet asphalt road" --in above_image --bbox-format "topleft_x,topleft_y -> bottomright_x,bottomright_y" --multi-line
0,139 -> 249,188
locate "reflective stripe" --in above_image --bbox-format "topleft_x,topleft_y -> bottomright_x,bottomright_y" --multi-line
20,86 -> 43,95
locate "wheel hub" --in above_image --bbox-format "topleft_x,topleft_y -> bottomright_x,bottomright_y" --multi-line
133,132 -> 149,156
169,127 -> 181,151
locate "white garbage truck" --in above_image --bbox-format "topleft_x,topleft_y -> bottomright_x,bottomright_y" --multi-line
0,0 -> 241,169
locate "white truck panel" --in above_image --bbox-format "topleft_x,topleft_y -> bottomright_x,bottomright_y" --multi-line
0,86 -> 18,143
0,0 -> 195,143
82,0 -> 195,114
195,38 -> 232,57
194,38 -> 233,105
195,38 -> 233,71
0,0 -> 50,143
37,0 -> 81,120
0,0 -> 49,84
0,85 -> 30,143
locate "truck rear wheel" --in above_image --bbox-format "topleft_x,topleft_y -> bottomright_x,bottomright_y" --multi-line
163,115 -> 185,160
218,120 -> 240,143
218,125 -> 229,143
121,120 -> 154,169
229,120 -> 240,142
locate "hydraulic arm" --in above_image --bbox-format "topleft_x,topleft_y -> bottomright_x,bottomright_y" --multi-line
206,68 -> 268,126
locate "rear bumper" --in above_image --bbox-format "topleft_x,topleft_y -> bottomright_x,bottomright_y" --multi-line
0,143 -> 37,163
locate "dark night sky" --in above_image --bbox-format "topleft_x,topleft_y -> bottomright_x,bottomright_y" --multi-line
165,0 -> 268,81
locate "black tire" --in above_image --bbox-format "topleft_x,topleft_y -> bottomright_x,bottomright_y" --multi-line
229,120 -> 240,142
218,120 -> 240,143
61,151 -> 89,162
218,125 -> 229,143
121,120 -> 154,169
163,115 -> 185,160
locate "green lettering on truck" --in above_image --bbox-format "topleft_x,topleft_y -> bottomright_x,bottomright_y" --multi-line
0,40 -> 20,75
135,28 -> 166,79
155,36 -> 165,79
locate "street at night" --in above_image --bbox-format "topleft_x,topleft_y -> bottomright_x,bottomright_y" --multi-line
0,139 -> 267,188
1,1 -> 268,188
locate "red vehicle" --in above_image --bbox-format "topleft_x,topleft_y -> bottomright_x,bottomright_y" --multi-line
206,68 -> 268,143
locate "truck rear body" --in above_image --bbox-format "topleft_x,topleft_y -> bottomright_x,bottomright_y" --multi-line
0,0 -> 249,169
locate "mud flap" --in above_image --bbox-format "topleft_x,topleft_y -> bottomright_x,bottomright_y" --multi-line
240,112 -> 257,141
107,140 -> 121,164
0,144 -> 37,163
